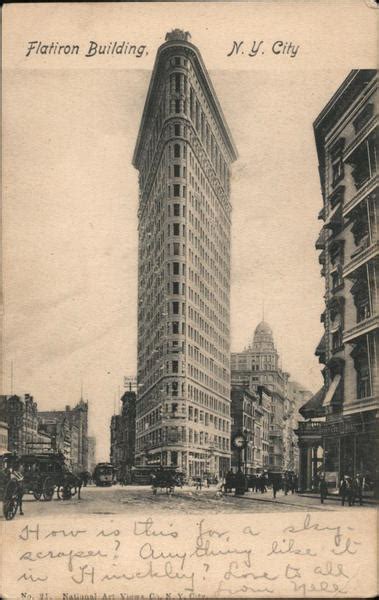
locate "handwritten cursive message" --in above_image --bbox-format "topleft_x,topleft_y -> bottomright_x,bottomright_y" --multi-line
1,510 -> 376,598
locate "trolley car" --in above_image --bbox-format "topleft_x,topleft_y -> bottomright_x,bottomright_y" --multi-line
93,463 -> 115,486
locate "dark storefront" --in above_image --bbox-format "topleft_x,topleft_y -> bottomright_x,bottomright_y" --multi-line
297,411 -> 379,497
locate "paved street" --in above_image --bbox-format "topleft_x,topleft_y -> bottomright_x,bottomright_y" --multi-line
3,483 -> 376,520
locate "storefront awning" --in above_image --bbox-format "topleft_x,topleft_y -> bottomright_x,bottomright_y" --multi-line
323,374 -> 342,407
299,387 -> 327,419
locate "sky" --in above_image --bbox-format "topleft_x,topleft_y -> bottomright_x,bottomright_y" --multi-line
3,1 -> 376,461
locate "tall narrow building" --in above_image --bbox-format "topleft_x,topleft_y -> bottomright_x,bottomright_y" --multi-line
132,30 -> 237,477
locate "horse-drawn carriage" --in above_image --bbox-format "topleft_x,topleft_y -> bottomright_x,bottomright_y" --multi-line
0,454 -> 22,520
151,467 -> 184,495
19,453 -> 82,500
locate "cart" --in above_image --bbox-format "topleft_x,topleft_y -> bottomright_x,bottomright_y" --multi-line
18,453 -> 81,501
151,468 -> 180,495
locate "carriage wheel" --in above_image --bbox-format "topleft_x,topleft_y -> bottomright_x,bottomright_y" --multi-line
3,482 -> 19,520
61,484 -> 73,500
33,482 -> 43,501
42,477 -> 55,501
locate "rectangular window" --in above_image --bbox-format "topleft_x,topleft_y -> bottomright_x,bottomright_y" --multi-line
173,223 -> 180,235
174,184 -> 180,197
172,302 -> 179,314
174,124 -> 180,136
172,361 -> 179,373
173,203 -> 180,216
175,100 -> 180,113
173,282 -> 180,294
172,321 -> 179,334
174,164 -> 180,177
173,262 -> 180,275
173,243 -> 180,255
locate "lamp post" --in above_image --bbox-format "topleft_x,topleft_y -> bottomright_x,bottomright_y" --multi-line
232,433 -> 247,495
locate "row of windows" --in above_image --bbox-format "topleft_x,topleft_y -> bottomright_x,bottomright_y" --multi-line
188,362 -> 229,397
136,427 -> 230,452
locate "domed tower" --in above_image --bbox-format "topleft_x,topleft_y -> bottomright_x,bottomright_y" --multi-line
248,320 -> 279,371
252,321 -> 275,352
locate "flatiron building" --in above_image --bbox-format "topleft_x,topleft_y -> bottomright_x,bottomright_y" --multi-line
132,30 -> 237,477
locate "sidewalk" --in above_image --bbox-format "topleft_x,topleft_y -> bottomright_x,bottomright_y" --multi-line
297,491 -> 378,506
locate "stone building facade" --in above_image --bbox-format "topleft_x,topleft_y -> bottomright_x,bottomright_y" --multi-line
230,387 -> 264,473
110,391 -> 136,482
39,399 -> 89,470
132,30 -> 237,477
231,321 -> 289,471
297,70 -> 378,496
0,421 -> 9,454
0,394 -> 51,455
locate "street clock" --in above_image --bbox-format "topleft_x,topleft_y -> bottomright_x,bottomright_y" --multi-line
232,433 -> 247,450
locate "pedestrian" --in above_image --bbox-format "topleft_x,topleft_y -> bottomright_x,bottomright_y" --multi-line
206,477 -> 210,488
225,470 -> 233,494
319,475 -> 328,504
353,473 -> 364,506
284,474 -> 290,496
10,461 -> 24,515
255,474 -> 260,493
272,478 -> 279,499
339,475 -> 351,506
292,474 -> 298,494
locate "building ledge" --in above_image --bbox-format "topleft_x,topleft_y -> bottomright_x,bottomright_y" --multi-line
343,114 -> 378,161
342,395 -> 379,416
343,314 -> 379,343
343,240 -> 379,278
343,174 -> 378,217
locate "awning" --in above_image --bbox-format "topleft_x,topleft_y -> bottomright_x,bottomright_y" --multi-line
299,387 -> 327,419
323,374 -> 342,407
